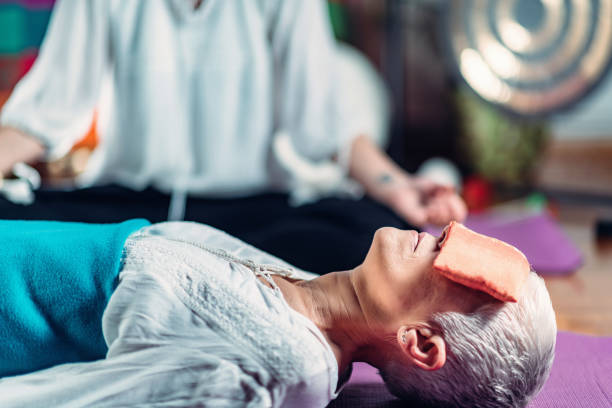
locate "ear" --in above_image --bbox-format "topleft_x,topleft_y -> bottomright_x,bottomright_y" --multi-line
397,326 -> 446,371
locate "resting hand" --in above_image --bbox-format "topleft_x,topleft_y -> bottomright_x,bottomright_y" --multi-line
347,135 -> 467,227
376,174 -> 467,227
0,126 -> 46,177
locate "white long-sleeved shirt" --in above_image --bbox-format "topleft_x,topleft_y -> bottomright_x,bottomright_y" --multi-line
0,0 -> 362,197
0,221 -> 350,407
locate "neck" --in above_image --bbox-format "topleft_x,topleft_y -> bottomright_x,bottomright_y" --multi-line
275,268 -> 386,373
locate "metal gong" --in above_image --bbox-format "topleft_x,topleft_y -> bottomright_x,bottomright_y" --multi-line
446,0 -> 612,116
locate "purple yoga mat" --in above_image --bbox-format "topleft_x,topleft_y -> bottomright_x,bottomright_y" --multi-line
329,331 -> 612,408
425,212 -> 582,276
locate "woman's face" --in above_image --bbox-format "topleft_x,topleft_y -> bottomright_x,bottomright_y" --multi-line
352,227 -> 480,331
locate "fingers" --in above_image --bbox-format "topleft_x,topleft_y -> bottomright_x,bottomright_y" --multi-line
426,200 -> 450,226
447,193 -> 467,222
394,200 -> 429,227
382,179 -> 467,228
425,192 -> 468,226
387,190 -> 429,227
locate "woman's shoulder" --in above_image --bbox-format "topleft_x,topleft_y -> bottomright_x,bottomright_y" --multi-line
141,221 -> 318,280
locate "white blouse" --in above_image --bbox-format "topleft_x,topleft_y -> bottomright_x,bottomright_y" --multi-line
0,222 -> 349,407
0,0 -> 362,198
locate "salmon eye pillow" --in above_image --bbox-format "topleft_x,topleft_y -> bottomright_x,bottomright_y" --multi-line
433,221 -> 530,302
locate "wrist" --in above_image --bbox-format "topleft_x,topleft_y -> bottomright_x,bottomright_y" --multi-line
366,170 -> 412,204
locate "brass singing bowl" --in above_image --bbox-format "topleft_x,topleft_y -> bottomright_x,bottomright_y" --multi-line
446,0 -> 612,116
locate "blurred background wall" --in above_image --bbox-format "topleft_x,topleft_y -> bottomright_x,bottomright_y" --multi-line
0,0 -> 54,108
552,72 -> 612,140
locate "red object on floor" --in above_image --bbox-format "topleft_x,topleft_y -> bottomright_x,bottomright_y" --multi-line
462,176 -> 493,212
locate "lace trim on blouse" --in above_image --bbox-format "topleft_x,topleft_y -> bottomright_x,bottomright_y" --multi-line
121,235 -> 330,390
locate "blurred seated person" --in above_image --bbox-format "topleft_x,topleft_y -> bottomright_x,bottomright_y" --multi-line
0,220 -> 555,407
0,0 -> 466,274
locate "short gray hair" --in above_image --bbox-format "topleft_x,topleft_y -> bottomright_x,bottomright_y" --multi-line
380,272 -> 557,408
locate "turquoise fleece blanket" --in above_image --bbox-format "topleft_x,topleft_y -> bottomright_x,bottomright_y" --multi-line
0,219 -> 150,377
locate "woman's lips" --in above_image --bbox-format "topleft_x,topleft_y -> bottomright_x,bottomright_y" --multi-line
408,230 -> 419,253
415,232 -> 427,250
409,230 -> 427,253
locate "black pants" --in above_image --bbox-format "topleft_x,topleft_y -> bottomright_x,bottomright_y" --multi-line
0,185 -> 410,274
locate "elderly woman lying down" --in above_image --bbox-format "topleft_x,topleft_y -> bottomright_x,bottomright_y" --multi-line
0,219 -> 555,407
